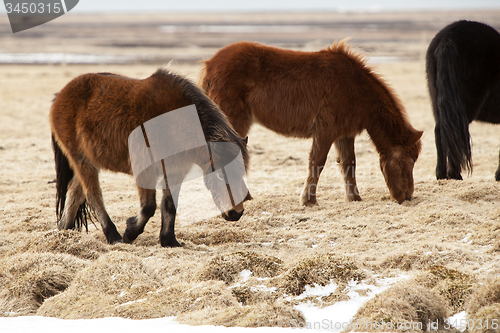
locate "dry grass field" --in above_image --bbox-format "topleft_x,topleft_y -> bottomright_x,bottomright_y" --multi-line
1,10 -> 500,330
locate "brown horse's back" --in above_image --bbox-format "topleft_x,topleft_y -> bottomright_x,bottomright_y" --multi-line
202,41 -> 385,139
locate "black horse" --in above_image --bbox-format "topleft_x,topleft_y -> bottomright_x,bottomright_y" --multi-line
426,20 -> 500,180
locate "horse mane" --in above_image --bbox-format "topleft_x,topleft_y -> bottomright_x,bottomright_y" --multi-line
327,40 -> 417,147
151,68 -> 250,170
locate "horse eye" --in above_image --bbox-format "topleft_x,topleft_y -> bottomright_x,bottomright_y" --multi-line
413,158 -> 417,163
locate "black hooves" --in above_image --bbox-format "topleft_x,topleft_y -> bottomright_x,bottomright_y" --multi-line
160,235 -> 182,248
107,233 -> 123,245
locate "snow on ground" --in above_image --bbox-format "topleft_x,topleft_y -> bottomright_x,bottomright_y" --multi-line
293,276 -> 408,332
0,316 -> 293,333
0,275 -> 409,333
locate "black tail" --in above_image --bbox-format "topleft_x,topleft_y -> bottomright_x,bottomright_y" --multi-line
52,134 -> 90,232
434,41 -> 472,175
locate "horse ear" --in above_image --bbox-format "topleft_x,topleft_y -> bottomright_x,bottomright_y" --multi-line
413,130 -> 423,142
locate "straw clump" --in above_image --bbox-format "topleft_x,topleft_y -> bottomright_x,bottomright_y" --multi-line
0,252 -> 88,316
37,251 -> 164,319
177,300 -> 305,327
412,265 -> 476,312
380,250 -> 434,271
197,251 -> 283,284
15,230 -> 109,260
349,281 -> 449,333
468,304 -> 500,333
280,253 -> 364,296
37,251 -> 242,320
178,228 -> 250,245
466,276 -> 500,332
112,280 -> 239,319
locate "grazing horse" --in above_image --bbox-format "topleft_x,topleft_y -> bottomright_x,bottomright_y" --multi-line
426,20 -> 500,180
201,40 -> 422,205
51,69 -> 250,247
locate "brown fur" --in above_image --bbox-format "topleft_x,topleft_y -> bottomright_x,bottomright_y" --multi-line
201,40 -> 422,204
50,69 -> 250,247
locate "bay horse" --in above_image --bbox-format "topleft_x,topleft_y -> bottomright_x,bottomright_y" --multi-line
426,20 -> 500,180
201,40 -> 422,205
51,69 -> 250,247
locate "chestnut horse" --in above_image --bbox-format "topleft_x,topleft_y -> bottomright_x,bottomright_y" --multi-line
201,40 -> 422,205
426,20 -> 500,180
51,69 -> 250,247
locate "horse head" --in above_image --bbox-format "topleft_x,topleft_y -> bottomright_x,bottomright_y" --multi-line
380,131 -> 422,203
204,140 -> 251,221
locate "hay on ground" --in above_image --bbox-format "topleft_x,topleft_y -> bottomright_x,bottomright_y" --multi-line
37,251 -> 164,319
14,230 -> 108,260
0,252 -> 88,316
177,300 -> 305,327
468,304 -> 500,333
349,281 -> 449,332
37,251 -> 240,320
177,228 -> 250,245
412,265 -> 476,312
466,277 -> 500,317
197,251 -> 282,284
279,253 -> 364,296
380,250 -> 434,271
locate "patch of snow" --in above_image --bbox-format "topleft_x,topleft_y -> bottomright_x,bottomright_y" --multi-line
447,311 -> 467,332
0,275 -> 412,332
296,282 -> 339,299
240,269 -> 253,281
0,317 -> 293,333
294,275 -> 408,332
460,233 -> 472,244
251,285 -> 277,293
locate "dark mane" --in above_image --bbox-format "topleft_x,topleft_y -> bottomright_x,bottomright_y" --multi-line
152,68 -> 249,170
326,41 -> 413,146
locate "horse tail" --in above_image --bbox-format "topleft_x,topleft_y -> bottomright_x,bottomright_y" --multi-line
434,40 -> 472,174
52,133 -> 90,232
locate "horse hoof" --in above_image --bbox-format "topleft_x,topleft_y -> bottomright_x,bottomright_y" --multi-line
160,236 -> 182,248
300,196 -> 317,207
346,195 -> 362,202
107,233 -> 123,245
123,224 -> 143,244
122,230 -> 136,244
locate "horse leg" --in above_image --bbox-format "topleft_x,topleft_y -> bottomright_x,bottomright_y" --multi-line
75,161 -> 122,244
446,155 -> 463,180
123,187 -> 156,244
334,137 -> 362,202
58,176 -> 85,230
495,148 -> 500,181
434,125 -> 448,180
300,133 -> 334,206
159,187 -> 181,247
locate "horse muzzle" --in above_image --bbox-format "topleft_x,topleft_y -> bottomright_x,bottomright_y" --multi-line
222,209 -> 244,221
